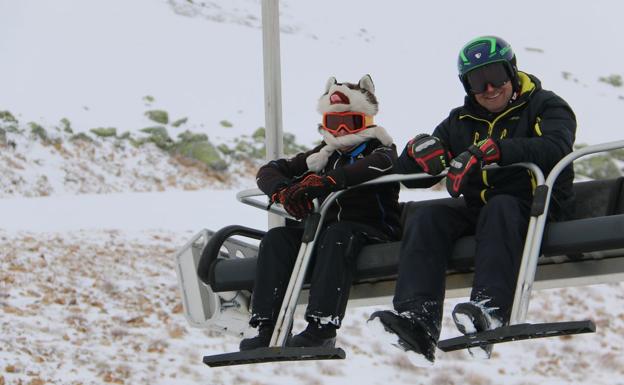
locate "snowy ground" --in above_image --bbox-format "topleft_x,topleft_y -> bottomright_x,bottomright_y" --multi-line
1,186 -> 624,385
1,231 -> 623,385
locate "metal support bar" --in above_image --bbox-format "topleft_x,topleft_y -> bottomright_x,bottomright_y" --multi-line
261,0 -> 284,229
509,167 -> 545,324
510,140 -> 624,324
270,238 -> 312,346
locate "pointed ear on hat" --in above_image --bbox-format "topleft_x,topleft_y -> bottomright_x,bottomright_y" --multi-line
324,76 -> 337,94
359,74 -> 375,94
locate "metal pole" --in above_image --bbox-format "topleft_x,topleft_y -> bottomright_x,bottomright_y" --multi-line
261,0 -> 285,229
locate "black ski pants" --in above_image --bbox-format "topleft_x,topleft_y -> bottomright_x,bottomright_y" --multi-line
393,194 -> 530,324
249,221 -> 389,329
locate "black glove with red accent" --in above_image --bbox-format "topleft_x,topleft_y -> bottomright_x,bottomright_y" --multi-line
290,173 -> 341,202
272,185 -> 314,219
407,134 -> 450,176
446,138 -> 501,198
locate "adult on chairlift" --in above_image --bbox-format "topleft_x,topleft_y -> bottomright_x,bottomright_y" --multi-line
369,36 -> 577,363
240,75 -> 401,351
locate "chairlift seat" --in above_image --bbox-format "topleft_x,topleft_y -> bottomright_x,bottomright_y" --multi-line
207,177 -> 624,294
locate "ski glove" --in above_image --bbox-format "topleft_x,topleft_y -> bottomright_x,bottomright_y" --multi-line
290,173 -> 340,202
446,138 -> 501,198
273,185 -> 314,219
407,134 -> 450,176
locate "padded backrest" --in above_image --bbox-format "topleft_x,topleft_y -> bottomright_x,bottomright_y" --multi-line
399,178 -> 624,226
570,178 -> 624,219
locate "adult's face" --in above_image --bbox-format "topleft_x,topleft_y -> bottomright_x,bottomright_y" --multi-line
474,81 -> 513,113
465,62 -> 514,113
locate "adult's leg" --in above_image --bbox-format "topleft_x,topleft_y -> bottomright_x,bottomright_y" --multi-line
248,226 -> 304,327
370,204 -> 475,362
471,194 -> 530,323
393,204 -> 476,332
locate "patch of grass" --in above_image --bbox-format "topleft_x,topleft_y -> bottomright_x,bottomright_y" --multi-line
598,74 -> 623,87
177,130 -> 207,142
171,117 -> 188,127
234,138 -> 265,160
0,110 -> 19,132
59,118 -> 73,134
117,131 -> 132,140
217,143 -> 234,155
252,127 -> 265,142
90,127 -> 117,138
140,126 -> 168,137
0,110 -> 17,123
29,122 -> 48,142
145,110 -> 169,124
140,126 -> 173,150
172,130 -> 227,171
70,132 -> 95,143
284,132 -> 309,155
525,47 -> 544,53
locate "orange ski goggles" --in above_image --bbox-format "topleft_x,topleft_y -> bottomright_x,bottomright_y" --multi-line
321,112 -> 369,135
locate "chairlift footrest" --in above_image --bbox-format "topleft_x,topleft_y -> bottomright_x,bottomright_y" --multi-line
203,346 -> 346,367
437,319 -> 596,352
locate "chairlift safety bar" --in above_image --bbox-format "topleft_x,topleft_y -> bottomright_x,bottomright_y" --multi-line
237,163 -> 543,346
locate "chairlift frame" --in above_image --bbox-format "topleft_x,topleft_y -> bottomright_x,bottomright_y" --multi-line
175,139 -> 624,366
174,0 -> 624,366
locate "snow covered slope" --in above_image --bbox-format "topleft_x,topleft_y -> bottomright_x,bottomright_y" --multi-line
0,129 -> 238,198
2,229 -> 624,385
2,1 -> 624,384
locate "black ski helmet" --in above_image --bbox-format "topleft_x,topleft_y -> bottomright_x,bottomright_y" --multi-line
457,36 -> 518,94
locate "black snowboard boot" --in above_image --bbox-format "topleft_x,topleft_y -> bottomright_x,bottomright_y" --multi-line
239,323 -> 274,351
368,310 -> 438,364
287,322 -> 336,348
452,301 -> 504,358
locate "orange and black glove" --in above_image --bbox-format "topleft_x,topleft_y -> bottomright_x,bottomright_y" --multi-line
271,173 -> 343,219
446,138 -> 501,198
290,173 -> 340,202
407,134 -> 450,176
271,185 -> 314,219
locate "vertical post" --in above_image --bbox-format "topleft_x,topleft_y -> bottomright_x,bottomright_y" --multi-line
261,0 -> 285,229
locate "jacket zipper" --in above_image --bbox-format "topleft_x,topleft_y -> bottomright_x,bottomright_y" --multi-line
459,101 -> 527,202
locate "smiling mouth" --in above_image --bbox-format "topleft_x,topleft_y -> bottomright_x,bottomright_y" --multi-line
484,91 -> 502,100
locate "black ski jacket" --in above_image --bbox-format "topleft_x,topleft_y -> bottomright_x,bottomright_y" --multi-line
398,72 -> 576,220
257,138 -> 401,239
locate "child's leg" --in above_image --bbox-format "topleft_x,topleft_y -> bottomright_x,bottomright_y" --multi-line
240,226 -> 303,351
249,226 -> 304,327
287,221 -> 387,347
